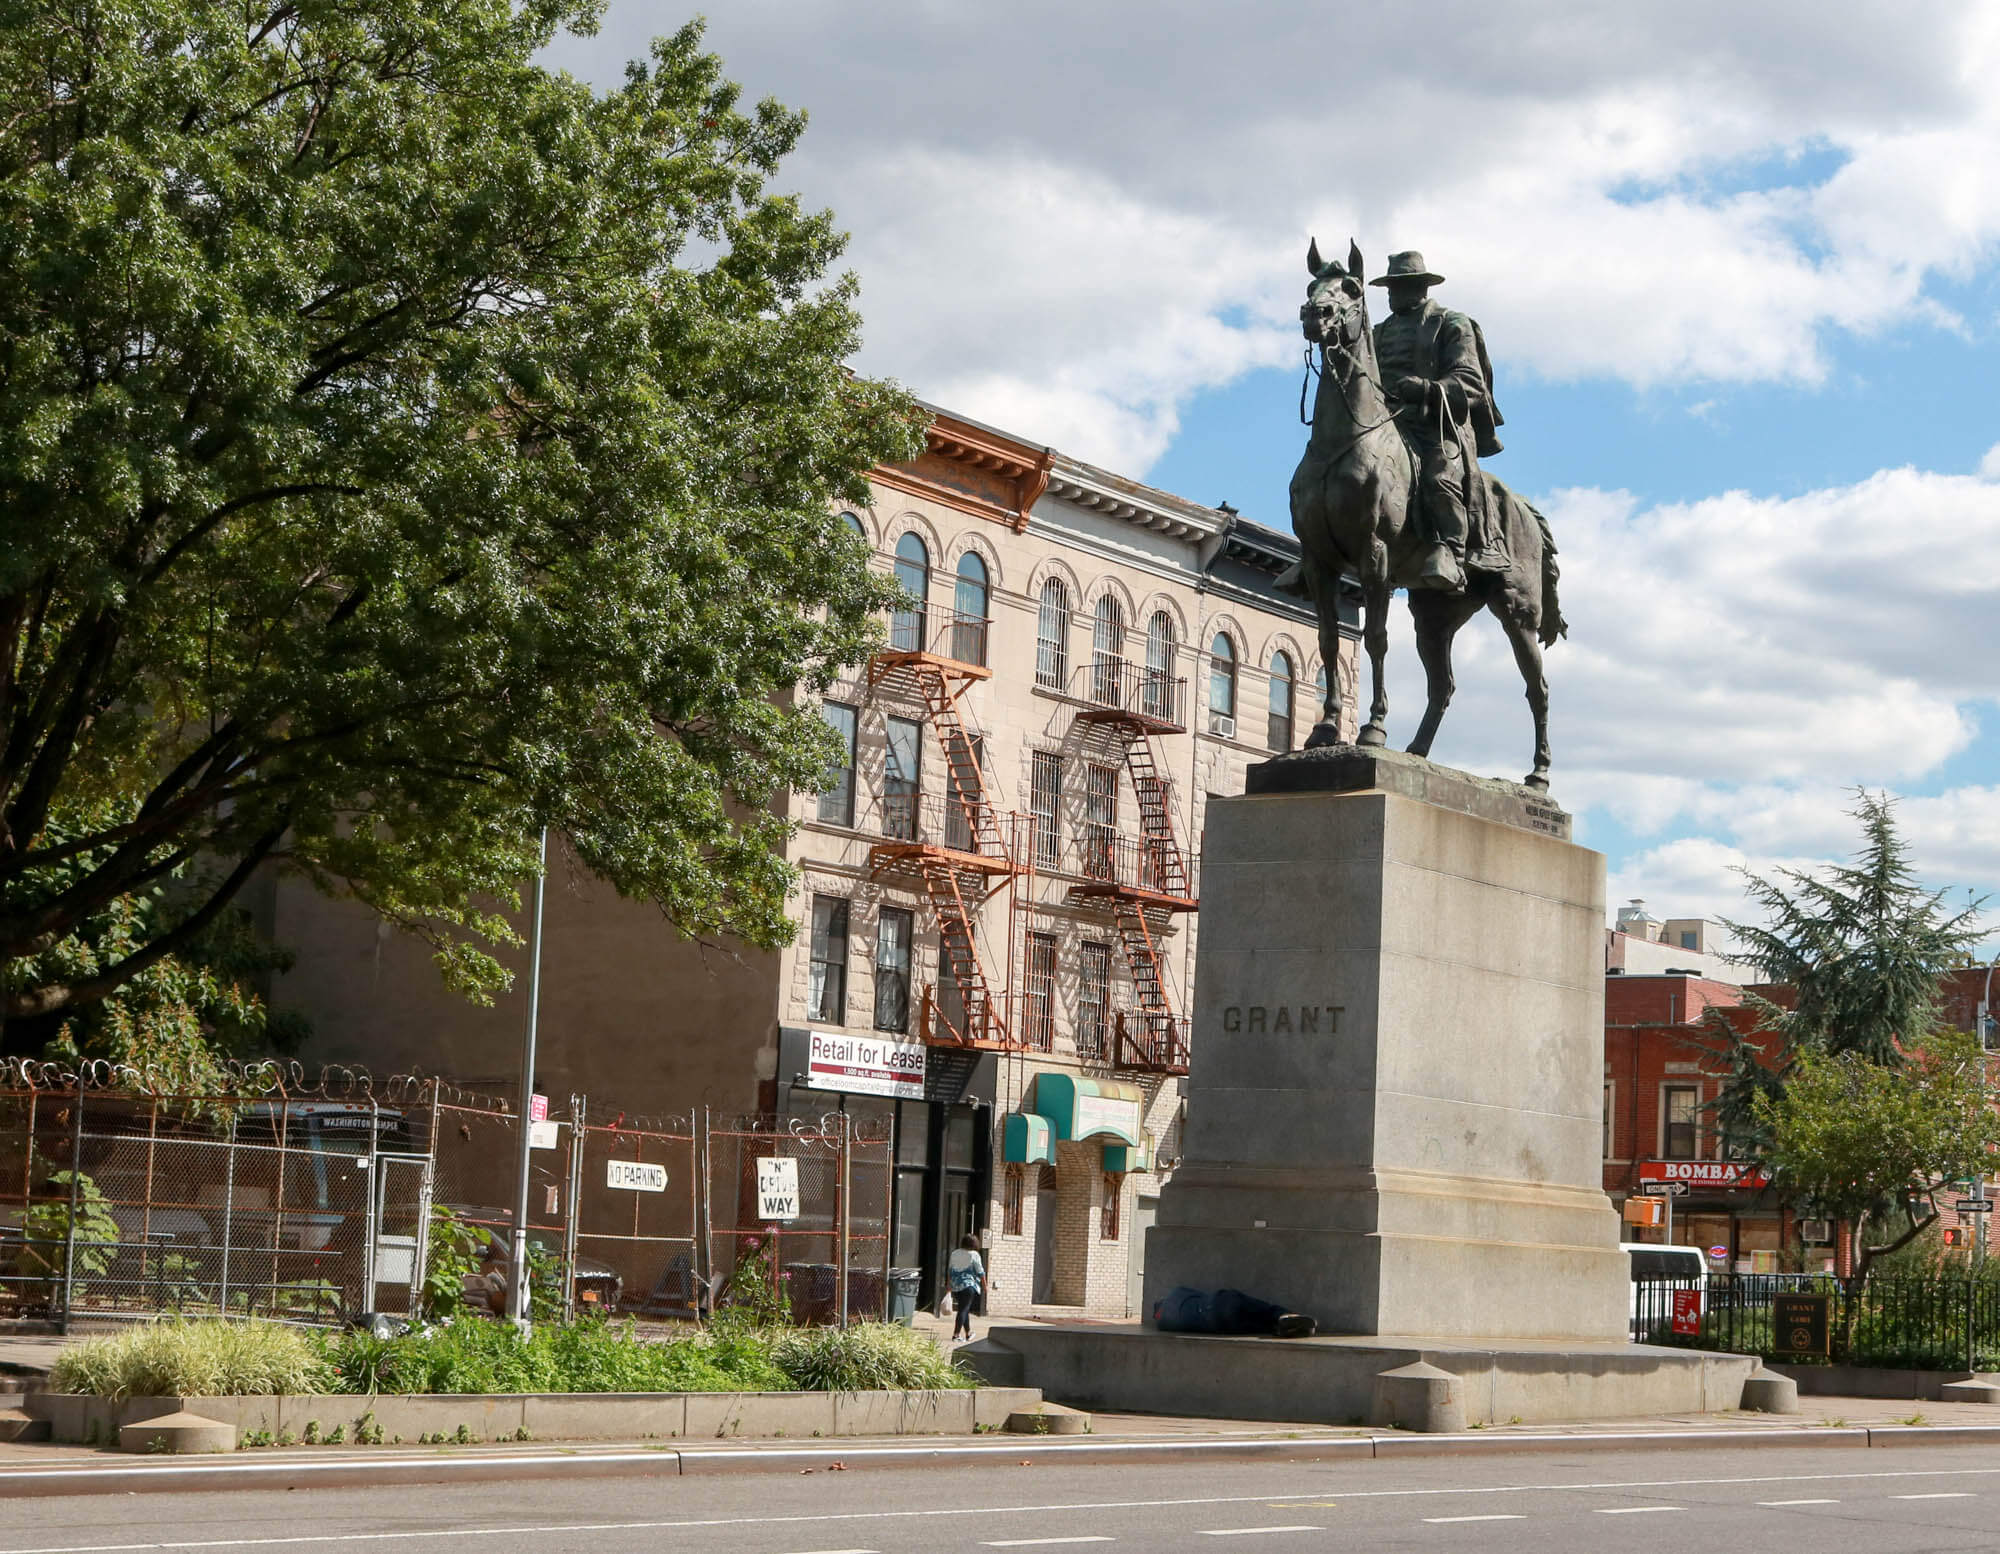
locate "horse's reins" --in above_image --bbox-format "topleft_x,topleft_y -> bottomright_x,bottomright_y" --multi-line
1299,310 -> 1400,461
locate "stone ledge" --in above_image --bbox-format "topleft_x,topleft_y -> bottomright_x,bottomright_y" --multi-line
1244,745 -> 1571,840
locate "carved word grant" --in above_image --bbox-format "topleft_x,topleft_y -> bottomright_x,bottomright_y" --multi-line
1222,1004 -> 1343,1035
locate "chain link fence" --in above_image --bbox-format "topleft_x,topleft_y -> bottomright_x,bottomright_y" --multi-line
706,1115 -> 894,1325
3,1059 -> 892,1332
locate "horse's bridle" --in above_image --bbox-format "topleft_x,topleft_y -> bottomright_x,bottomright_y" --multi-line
1299,289 -> 1399,457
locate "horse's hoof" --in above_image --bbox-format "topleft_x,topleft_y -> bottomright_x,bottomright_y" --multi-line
1524,772 -> 1550,792
1356,725 -> 1388,749
1302,721 -> 1343,751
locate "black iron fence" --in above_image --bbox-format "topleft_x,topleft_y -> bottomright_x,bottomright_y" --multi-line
1635,1272 -> 2000,1371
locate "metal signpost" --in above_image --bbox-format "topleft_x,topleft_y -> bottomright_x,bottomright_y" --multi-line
506,828 -> 548,1332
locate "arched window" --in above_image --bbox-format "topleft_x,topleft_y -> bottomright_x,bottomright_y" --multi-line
1314,662 -> 1330,726
1209,632 -> 1237,730
838,511 -> 867,542
952,552 -> 989,665
892,533 -> 929,652
1144,611 -> 1178,722
1091,595 -> 1126,704
1267,651 -> 1295,751
1036,579 -> 1070,689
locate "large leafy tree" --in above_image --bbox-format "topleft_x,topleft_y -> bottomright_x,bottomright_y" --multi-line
0,3 -> 921,1037
1756,1029 -> 1999,1285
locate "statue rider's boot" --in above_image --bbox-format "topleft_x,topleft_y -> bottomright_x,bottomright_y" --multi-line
1416,542 -> 1466,593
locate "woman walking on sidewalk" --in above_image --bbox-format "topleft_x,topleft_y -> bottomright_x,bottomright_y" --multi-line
947,1234 -> 986,1343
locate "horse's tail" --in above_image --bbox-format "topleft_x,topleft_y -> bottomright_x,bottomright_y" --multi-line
1522,498 -> 1567,646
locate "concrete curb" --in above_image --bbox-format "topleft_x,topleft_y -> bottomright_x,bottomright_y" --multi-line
3,1422 -> 1998,1497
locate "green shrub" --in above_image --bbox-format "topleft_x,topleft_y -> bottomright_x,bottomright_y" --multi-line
14,1172 -> 120,1303
49,1320 -> 327,1400
312,1315 -> 791,1395
772,1322 -> 974,1392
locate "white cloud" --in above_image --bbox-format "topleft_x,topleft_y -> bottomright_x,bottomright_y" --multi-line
548,1 -> 2000,465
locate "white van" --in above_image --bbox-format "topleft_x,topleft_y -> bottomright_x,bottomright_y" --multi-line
1622,1241 -> 1707,1339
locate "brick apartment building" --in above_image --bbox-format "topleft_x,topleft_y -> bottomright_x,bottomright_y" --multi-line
264,400 -> 1361,1318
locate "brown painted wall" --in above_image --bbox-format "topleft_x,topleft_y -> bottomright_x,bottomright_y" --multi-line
270,844 -> 777,1119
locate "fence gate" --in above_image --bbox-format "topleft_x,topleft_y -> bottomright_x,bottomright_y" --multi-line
567,1104 -> 700,1319
369,1154 -> 433,1314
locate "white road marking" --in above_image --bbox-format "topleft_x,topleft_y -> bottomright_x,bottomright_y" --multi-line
1595,1506 -> 1684,1514
1894,1492 -> 1974,1500
9,1467 -> 2000,1554
1200,1529 -> 1322,1537
1759,1499 -> 1839,1506
783,1549 -> 882,1553
1423,1515 -> 1526,1523
981,1541 -> 1116,1548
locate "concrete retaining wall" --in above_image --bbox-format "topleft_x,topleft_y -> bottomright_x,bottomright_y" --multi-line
1768,1364 -> 1993,1402
27,1387 -> 1039,1445
975,1324 -> 1756,1427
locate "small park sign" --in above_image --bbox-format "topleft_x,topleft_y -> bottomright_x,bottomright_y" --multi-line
1772,1293 -> 1831,1358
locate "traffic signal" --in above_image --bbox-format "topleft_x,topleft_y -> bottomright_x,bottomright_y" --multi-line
1943,1227 -> 1962,1248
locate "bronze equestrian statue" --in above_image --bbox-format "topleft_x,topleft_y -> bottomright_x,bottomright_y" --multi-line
1287,240 -> 1565,790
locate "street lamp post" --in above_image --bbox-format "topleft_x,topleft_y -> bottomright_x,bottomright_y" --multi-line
506,827 -> 549,1331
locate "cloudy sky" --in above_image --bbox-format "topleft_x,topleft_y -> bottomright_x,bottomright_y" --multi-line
550,3 -> 1999,950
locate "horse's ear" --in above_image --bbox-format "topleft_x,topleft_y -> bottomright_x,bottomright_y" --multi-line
1348,240 -> 1364,280
1306,237 -> 1326,276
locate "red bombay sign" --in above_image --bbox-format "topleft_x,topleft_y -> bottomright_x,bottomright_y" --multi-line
1639,1160 -> 1772,1189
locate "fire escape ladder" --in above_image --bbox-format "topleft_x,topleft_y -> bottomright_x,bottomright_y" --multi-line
909,665 -> 1009,862
1121,734 -> 1188,900
1112,897 -> 1184,1071
921,857 -> 1008,1047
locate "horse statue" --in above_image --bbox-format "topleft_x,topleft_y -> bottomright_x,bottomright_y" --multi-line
1287,240 -> 1565,791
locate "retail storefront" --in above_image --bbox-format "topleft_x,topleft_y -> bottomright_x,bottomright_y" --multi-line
1626,1159 -> 1788,1272
777,1027 -> 996,1308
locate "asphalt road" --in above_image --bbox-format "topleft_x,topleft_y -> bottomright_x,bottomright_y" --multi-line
6,1445 -> 2000,1554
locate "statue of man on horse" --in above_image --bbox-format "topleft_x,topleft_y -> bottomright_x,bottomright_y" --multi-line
1370,250 -> 1508,595
1287,240 -> 1566,790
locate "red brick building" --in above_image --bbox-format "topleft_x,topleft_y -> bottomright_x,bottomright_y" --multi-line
1603,965 -> 1999,1273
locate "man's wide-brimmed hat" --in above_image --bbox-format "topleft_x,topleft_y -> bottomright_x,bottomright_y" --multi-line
1369,251 -> 1445,287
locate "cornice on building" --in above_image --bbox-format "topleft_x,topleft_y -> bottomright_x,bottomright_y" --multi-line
1041,456 -> 1228,544
870,405 -> 1053,531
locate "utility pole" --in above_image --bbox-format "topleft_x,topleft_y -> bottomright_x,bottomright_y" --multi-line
507,827 -> 549,1332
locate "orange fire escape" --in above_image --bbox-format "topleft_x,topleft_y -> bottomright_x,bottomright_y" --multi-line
1065,664 -> 1197,1075
866,607 -> 1024,1050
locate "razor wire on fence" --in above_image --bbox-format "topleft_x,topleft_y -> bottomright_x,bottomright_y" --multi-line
0,1058 -> 891,1333
705,1114 -> 894,1326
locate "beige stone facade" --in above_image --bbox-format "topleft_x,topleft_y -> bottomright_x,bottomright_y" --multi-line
267,400 -> 1358,1320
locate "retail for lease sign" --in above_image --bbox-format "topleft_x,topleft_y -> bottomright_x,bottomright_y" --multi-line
1638,1160 -> 1772,1189
806,1030 -> 926,1100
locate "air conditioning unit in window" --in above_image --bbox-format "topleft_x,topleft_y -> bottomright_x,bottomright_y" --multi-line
1209,713 -> 1235,739
1800,1218 -> 1831,1244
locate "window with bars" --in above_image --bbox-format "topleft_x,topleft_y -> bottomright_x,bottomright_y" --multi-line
1144,610 -> 1176,719
1025,932 -> 1057,1051
807,896 -> 849,1025
1030,751 -> 1062,869
1002,1164 -> 1025,1235
1078,941 -> 1112,1060
1663,1085 -> 1700,1160
817,701 -> 859,826
1101,1173 -> 1123,1240
1083,763 -> 1118,879
1091,595 -> 1125,703
874,907 -> 912,1034
1036,580 -> 1070,689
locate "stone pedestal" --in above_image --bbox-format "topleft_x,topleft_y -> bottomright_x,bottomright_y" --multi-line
1144,747 -> 1628,1341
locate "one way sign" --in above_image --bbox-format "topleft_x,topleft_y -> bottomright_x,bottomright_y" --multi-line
756,1157 -> 800,1222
